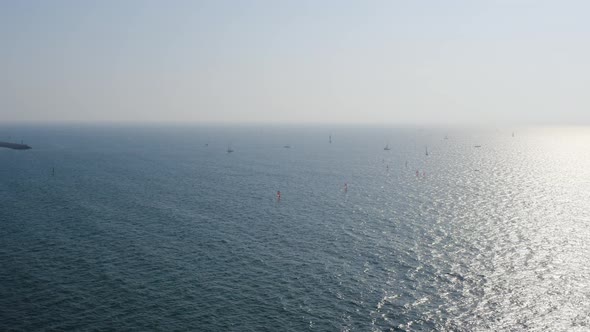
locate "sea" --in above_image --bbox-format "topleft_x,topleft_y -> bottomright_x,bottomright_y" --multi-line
1,124 -> 589,331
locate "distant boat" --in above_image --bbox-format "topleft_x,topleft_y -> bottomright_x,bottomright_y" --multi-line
329,134 -> 332,144
384,143 -> 391,151
284,144 -> 290,148
512,132 -> 515,138
425,146 -> 429,156
0,141 -> 31,150
227,145 -> 234,153
474,145 -> 481,148
444,135 -> 449,140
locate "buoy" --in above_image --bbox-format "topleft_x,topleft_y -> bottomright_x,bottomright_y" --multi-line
277,191 -> 281,200
344,183 -> 348,192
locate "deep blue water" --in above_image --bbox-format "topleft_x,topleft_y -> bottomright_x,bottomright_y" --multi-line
1,125 -> 590,331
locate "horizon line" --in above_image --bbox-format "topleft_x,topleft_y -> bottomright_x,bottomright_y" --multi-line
1,120 -> 589,127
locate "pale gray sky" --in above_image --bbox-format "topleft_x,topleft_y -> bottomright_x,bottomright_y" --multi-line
2,0 -> 590,125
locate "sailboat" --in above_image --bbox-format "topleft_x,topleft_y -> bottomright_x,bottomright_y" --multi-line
425,146 -> 429,156
384,143 -> 391,151
227,145 -> 234,153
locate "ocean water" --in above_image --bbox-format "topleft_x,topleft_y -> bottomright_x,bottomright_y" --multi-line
1,125 -> 589,331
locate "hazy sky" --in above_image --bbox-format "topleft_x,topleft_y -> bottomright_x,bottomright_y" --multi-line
2,0 -> 590,125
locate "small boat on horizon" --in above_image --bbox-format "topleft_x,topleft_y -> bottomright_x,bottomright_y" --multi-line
227,145 -> 234,153
425,146 -> 429,156
384,143 -> 391,151
284,144 -> 291,148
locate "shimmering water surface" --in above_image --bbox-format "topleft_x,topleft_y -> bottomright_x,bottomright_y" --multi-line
1,125 -> 589,331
